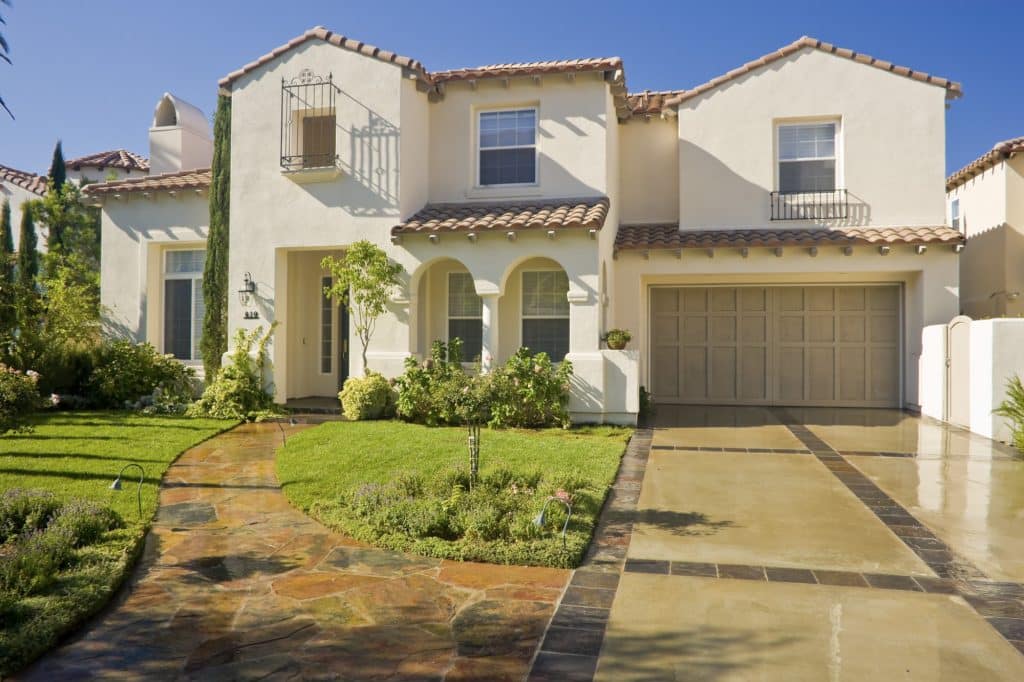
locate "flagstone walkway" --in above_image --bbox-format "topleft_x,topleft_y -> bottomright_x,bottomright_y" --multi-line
19,422 -> 569,681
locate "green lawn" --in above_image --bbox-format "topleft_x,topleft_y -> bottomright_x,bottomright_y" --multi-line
277,421 -> 632,568
0,411 -> 235,675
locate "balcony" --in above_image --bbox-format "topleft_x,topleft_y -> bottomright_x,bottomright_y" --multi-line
770,189 -> 848,221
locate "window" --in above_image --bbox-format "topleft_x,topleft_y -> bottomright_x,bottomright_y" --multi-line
522,270 -> 569,362
950,198 -> 961,231
447,272 -> 482,361
321,276 -> 333,374
778,122 -> 837,193
479,109 -> 536,186
163,250 -> 205,361
302,114 -> 336,169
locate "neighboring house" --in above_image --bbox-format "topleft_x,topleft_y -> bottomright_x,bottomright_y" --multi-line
65,149 -> 149,185
0,163 -> 47,251
945,137 -> 1024,318
90,29 -> 965,423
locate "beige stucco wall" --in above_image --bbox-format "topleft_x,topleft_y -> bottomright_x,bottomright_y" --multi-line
619,117 -> 679,225
610,246 -> 960,409
677,47 -> 947,229
427,74 -> 610,203
98,192 -> 208,347
947,156 -> 1024,318
0,181 -> 46,252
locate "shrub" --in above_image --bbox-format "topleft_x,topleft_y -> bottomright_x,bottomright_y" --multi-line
0,526 -> 76,596
188,325 -> 280,421
35,344 -> 97,398
339,372 -> 396,420
49,500 -> 122,547
488,349 -> 572,429
88,341 -> 195,408
994,375 -> 1024,451
0,490 -> 61,543
394,340 -> 473,426
0,367 -> 42,435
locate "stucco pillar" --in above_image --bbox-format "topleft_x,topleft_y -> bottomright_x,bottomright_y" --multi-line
481,293 -> 500,372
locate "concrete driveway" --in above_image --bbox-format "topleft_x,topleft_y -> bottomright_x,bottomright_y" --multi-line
589,406 -> 1024,681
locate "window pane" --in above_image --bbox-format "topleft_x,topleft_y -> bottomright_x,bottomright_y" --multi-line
779,123 -> 835,160
448,319 -> 483,362
166,250 -> 205,274
480,148 -> 536,185
192,278 -> 204,361
522,271 -> 569,317
164,279 -> 192,360
448,272 -> 482,317
522,319 -> 568,362
321,276 -> 332,374
779,159 -> 835,193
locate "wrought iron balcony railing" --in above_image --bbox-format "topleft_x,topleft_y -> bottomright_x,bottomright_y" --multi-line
770,189 -> 848,221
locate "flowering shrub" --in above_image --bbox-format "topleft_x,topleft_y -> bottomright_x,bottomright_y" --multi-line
88,341 -> 195,409
188,325 -> 281,421
394,339 -> 473,426
339,372 -> 396,420
487,349 -> 572,429
0,366 -> 42,435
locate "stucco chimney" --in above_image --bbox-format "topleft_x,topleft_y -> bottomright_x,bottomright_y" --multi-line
149,93 -> 213,175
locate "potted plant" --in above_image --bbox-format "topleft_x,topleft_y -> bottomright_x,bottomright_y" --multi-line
604,329 -> 632,350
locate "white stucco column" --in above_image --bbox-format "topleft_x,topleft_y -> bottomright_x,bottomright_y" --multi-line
481,293 -> 500,372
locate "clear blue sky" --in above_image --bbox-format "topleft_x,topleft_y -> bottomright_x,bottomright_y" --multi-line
2,0 -> 1020,176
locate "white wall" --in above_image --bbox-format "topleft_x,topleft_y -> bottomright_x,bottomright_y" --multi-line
677,47 -> 947,229
0,180 -> 46,252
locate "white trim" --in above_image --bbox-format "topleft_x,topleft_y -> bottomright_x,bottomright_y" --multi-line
475,106 -> 539,188
162,248 -> 205,361
319,275 -> 333,376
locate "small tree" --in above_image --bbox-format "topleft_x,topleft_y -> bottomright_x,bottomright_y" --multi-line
48,140 -> 67,193
0,199 -> 15,341
201,95 -> 232,379
16,203 -> 37,288
321,241 -> 403,374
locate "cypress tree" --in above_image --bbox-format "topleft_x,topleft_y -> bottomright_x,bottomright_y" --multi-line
17,203 -> 38,288
0,199 -> 15,337
48,139 -> 67,192
201,95 -> 231,379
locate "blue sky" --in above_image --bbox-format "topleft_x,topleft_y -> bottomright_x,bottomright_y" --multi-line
1,0 -> 1020,176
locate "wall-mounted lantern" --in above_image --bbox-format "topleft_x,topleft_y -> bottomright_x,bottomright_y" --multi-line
238,272 -> 256,306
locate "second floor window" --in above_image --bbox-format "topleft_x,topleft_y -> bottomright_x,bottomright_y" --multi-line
479,109 -> 536,186
778,122 -> 837,193
950,198 -> 961,231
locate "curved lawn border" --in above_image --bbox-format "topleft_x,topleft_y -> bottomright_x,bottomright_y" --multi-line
276,420 -> 632,568
0,412 -> 238,676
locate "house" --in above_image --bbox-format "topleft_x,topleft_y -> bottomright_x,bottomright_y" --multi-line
90,29 -> 965,423
0,163 -> 47,251
65,149 -> 149,185
945,137 -> 1024,318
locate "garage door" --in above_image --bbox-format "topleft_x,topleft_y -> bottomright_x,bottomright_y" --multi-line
650,285 -> 900,407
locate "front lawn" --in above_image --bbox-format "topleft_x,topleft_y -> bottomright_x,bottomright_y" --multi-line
277,421 -> 632,568
0,411 -> 234,676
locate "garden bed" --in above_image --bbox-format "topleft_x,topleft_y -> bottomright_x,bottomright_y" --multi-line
0,412 -> 234,675
276,421 -> 632,568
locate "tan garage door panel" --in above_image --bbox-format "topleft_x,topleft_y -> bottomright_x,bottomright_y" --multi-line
650,285 -> 900,407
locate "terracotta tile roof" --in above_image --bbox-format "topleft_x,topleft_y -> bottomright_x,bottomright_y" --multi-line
392,197 -> 609,236
219,26 -> 429,91
946,136 -> 1024,191
0,164 -> 47,196
84,168 -> 211,196
627,90 -> 687,117
614,224 -> 965,253
431,57 -> 622,83
66,149 -> 149,172
664,36 -> 962,108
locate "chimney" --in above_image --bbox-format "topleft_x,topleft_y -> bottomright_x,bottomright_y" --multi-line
149,93 -> 213,175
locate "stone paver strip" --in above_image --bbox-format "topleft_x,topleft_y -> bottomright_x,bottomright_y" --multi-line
19,422 -> 568,680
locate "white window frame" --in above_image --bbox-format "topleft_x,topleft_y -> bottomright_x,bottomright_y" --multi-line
320,276 -> 333,375
446,271 -> 483,362
950,198 -> 961,231
162,248 -> 205,362
775,119 -> 842,193
520,269 -> 570,361
476,106 -> 539,188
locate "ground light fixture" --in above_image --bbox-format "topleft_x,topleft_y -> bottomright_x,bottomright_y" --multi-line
533,496 -> 573,549
277,416 -> 299,444
110,463 -> 146,518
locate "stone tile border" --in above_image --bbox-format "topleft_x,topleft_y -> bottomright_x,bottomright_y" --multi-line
528,428 -> 653,682
651,444 -> 811,454
623,558 -> 960,594
781,417 -> 1024,656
